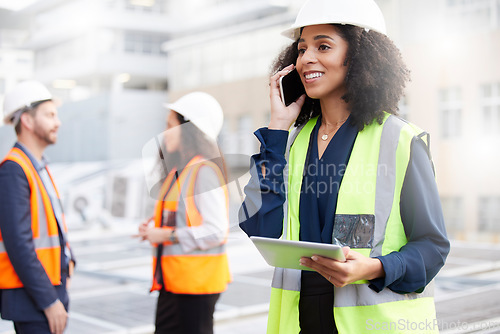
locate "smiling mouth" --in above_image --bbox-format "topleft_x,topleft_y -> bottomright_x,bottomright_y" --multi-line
304,72 -> 323,80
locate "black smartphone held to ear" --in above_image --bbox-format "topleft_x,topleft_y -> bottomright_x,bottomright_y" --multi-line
279,68 -> 306,106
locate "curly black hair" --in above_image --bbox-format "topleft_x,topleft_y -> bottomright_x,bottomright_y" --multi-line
271,24 -> 410,130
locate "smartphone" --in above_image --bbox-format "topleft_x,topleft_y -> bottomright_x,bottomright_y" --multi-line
279,68 -> 306,106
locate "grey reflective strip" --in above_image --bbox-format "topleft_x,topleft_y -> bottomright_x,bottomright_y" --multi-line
334,280 -> 435,307
36,188 -> 51,239
8,152 -> 55,247
170,170 -> 190,230
154,164 -> 227,257
371,115 -> 404,257
282,124 -> 306,239
159,243 -> 226,256
39,168 -> 68,242
0,235 -> 59,254
271,125 -> 307,293
172,165 -> 209,230
335,115 -> 433,308
33,235 -> 60,249
271,267 -> 301,291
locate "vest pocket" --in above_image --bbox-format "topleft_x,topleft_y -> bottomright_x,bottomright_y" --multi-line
333,214 -> 375,248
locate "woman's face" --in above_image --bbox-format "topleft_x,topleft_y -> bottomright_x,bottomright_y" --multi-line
164,110 -> 182,153
295,24 -> 349,101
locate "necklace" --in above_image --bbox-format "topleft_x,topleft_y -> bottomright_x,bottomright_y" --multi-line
320,116 -> 348,141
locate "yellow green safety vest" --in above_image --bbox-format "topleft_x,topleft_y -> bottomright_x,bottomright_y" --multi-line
267,113 -> 438,334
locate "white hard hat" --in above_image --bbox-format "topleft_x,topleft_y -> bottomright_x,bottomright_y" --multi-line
164,92 -> 223,141
282,0 -> 386,40
3,80 -> 53,125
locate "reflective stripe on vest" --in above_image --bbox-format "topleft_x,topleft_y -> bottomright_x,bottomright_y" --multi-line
267,114 -> 438,334
151,156 -> 231,294
0,147 -> 62,288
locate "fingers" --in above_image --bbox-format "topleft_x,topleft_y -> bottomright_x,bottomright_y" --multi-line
44,300 -> 68,334
269,64 -> 295,96
53,314 -> 66,334
268,63 -> 305,130
299,255 -> 350,287
327,274 -> 348,288
136,220 -> 153,241
342,246 -> 351,258
139,217 -> 154,227
131,234 -> 146,241
300,256 -> 335,274
291,94 -> 306,109
300,249 -> 382,287
271,64 -> 295,81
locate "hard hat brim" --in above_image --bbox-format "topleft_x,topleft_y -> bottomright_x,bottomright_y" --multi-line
163,103 -> 189,120
3,98 -> 61,126
281,0 -> 387,40
281,21 -> 387,40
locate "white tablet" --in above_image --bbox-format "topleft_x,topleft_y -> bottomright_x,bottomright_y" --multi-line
250,236 -> 345,271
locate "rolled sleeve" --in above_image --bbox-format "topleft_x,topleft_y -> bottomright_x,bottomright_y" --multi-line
369,252 -> 406,292
239,128 -> 290,238
253,128 -> 289,193
255,128 -> 289,157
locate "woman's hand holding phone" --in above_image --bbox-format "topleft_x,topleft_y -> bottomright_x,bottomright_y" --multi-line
268,64 -> 306,131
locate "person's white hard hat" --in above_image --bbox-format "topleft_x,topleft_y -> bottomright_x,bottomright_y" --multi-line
282,0 -> 386,40
164,92 -> 224,141
3,80 -> 54,125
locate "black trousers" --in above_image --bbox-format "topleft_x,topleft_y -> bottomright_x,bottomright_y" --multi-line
13,321 -> 51,334
299,271 -> 338,334
155,290 -> 220,334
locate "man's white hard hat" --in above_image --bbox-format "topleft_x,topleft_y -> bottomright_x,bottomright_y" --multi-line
282,0 -> 387,40
164,92 -> 224,141
3,80 -> 53,125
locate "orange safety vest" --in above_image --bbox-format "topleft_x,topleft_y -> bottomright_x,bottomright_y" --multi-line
0,147 -> 67,288
151,156 -> 231,294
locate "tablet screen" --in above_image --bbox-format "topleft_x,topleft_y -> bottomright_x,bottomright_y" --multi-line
250,236 -> 345,271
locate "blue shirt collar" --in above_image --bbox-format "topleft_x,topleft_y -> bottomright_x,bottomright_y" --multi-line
14,142 -> 49,172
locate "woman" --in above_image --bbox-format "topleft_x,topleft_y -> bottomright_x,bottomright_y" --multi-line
239,0 -> 449,333
138,92 -> 231,334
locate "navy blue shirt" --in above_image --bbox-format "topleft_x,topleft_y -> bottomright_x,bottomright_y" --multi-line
239,118 -> 450,294
299,116 -> 358,244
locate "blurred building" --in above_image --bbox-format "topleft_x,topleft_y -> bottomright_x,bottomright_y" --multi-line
163,0 -> 304,164
0,10 -> 33,149
0,0 -> 170,161
0,31 -> 33,104
0,1 -> 173,224
382,0 -> 500,242
1,0 -> 499,239
165,0 -> 500,242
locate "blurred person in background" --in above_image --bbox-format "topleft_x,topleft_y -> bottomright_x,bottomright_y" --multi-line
137,92 -> 231,334
0,80 -> 75,334
238,0 -> 450,333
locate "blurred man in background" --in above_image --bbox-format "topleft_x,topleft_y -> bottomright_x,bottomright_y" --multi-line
0,80 -> 74,334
